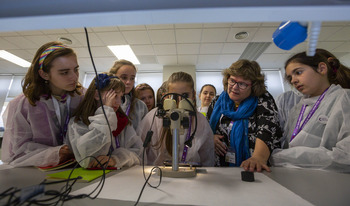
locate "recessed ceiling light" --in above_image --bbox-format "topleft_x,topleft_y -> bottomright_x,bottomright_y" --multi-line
108,45 -> 140,65
58,37 -> 72,45
235,31 -> 249,40
0,50 -> 31,67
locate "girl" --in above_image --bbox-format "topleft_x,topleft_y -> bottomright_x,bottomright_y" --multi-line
138,72 -> 215,166
1,41 -> 83,167
68,73 -> 142,168
135,83 -> 155,111
197,84 -> 216,117
271,51 -> 350,171
109,59 -> 148,131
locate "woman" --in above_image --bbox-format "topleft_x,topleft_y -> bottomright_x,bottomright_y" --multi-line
207,59 -> 282,172
135,83 -> 155,111
1,41 -> 84,167
197,84 -> 216,117
271,51 -> 350,172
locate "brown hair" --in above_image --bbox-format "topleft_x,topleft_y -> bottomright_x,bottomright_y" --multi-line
156,81 -> 168,106
285,49 -> 350,89
72,73 -> 128,126
199,84 -> 217,96
156,71 -> 196,155
222,59 -> 266,97
22,41 -> 83,106
109,59 -> 137,119
135,83 -> 155,110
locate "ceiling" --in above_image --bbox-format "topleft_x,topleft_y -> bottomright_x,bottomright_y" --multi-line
1,1 -> 350,75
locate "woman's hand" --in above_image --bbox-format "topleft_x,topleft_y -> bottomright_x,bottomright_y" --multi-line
240,138 -> 271,172
88,155 -> 116,168
214,134 -> 227,156
240,156 -> 270,172
59,145 -> 74,163
103,89 -> 117,108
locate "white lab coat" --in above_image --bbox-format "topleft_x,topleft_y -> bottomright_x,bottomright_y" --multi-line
271,85 -> 350,172
275,90 -> 302,146
1,93 -> 83,167
67,106 -> 142,168
121,94 -> 148,130
138,108 -> 215,166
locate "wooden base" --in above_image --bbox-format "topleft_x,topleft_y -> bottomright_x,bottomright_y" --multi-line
159,166 -> 196,178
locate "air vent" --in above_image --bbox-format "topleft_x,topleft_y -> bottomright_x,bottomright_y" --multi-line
239,42 -> 271,61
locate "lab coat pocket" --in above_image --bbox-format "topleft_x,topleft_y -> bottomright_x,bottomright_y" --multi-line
317,115 -> 328,124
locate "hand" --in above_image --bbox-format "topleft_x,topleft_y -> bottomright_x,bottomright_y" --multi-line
103,89 -> 117,108
59,145 -> 74,163
88,155 -> 116,168
240,156 -> 271,172
214,134 -> 227,156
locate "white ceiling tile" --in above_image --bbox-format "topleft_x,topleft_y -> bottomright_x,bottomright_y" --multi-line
95,32 -> 127,45
3,36 -> 37,49
122,30 -> 151,44
65,28 -> 85,33
177,44 -> 200,55
137,55 -> 158,64
203,23 -> 232,28
118,25 -> 146,31
327,27 -> 350,41
91,26 -> 118,32
322,21 -> 350,26
200,43 -> 223,54
74,48 -> 90,58
332,42 -> 350,52
222,43 -> 248,53
148,30 -> 175,44
146,24 -> 174,30
41,29 -> 68,34
0,37 -> 19,49
19,30 -> 44,35
201,28 -> 230,43
178,55 -> 197,65
197,55 -> 220,64
261,22 -> 281,27
157,55 -> 177,65
0,32 -> 20,37
232,23 -> 261,27
89,46 -> 114,57
175,24 -> 202,29
219,54 -> 241,67
318,26 -> 343,41
251,28 -> 275,42
317,41 -> 345,51
132,45 -> 155,55
6,49 -> 33,60
176,29 -> 202,43
24,35 -> 54,46
153,44 -> 176,55
71,33 -> 105,46
257,53 -> 291,69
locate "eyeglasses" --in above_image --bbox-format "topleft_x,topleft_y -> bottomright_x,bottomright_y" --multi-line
227,78 -> 251,90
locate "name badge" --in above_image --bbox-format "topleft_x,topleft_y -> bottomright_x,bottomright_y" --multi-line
225,147 -> 236,164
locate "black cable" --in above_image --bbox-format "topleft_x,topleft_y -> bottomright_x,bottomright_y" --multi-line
134,166 -> 162,206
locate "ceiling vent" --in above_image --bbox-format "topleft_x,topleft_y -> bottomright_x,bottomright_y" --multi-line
239,42 -> 271,61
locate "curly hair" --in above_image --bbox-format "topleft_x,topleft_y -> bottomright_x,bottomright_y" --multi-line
222,59 -> 266,97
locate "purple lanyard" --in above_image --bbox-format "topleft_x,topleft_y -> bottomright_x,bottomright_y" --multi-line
290,88 -> 329,142
114,135 -> 120,149
125,102 -> 131,116
58,113 -> 70,144
181,116 -> 192,162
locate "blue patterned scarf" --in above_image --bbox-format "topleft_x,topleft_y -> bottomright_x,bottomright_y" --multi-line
209,91 -> 258,166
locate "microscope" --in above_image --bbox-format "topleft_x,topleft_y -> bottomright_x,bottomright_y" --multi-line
156,93 -> 197,178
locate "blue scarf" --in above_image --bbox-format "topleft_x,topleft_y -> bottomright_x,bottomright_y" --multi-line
209,92 -> 258,166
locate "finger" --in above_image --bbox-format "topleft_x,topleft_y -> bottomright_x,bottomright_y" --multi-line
255,163 -> 262,172
261,164 -> 271,172
249,161 -> 256,172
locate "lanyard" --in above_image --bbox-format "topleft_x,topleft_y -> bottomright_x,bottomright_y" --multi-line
125,102 -> 131,116
52,95 -> 71,144
181,116 -> 192,162
290,88 -> 329,142
114,134 -> 120,149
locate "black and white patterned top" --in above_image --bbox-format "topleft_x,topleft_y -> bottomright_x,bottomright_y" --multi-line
207,91 -> 282,167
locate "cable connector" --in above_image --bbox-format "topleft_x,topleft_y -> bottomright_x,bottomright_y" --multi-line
143,130 -> 153,148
